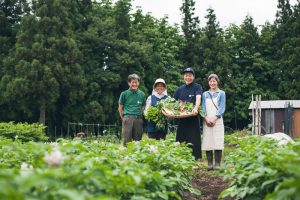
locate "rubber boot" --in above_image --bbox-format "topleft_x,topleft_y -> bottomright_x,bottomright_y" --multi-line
214,150 -> 222,170
206,151 -> 213,171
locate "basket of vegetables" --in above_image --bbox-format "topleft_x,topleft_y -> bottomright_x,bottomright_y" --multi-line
160,98 -> 205,118
144,97 -> 205,129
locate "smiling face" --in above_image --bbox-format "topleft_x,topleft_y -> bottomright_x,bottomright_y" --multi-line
128,79 -> 139,90
209,77 -> 218,90
154,83 -> 166,95
183,72 -> 195,85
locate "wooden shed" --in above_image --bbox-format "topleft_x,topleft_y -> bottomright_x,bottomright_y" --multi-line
249,100 -> 300,138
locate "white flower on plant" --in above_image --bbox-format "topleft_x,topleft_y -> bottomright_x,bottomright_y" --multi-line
119,146 -> 126,151
94,157 -> 100,162
50,142 -> 58,147
174,142 -> 180,146
20,162 -> 33,171
93,140 -> 98,144
124,155 -> 130,160
15,135 -> 19,140
44,150 -> 64,166
149,145 -> 158,153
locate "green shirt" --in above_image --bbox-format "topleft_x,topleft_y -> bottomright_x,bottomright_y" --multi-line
119,89 -> 146,116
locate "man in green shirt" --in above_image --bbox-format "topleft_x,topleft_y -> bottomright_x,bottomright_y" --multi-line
118,74 -> 146,145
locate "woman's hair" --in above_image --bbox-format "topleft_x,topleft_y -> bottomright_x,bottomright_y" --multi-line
208,74 -> 219,82
128,74 -> 140,82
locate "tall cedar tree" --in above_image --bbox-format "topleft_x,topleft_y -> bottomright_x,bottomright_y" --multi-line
180,0 -> 202,72
275,0 -> 300,99
1,0 -> 85,125
0,0 -> 30,121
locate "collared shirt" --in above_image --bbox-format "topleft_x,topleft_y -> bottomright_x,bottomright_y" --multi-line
119,89 -> 146,116
201,89 -> 226,117
173,82 -> 203,104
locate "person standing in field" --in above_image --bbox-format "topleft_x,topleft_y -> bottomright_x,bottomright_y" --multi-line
144,78 -> 169,140
118,74 -> 146,146
202,74 -> 226,170
173,67 -> 203,160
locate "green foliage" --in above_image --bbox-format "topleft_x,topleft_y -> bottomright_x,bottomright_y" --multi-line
0,122 -> 48,142
144,106 -> 167,130
0,137 -> 200,199
220,134 -> 300,200
180,0 -> 201,69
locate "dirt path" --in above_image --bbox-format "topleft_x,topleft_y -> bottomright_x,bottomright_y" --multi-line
183,162 -> 234,200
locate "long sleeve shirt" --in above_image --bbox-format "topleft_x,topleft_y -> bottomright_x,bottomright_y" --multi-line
201,90 -> 226,118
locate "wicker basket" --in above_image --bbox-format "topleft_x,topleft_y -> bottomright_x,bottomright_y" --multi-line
162,108 -> 196,119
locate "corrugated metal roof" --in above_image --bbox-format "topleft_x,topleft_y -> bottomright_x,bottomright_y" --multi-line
248,100 -> 300,109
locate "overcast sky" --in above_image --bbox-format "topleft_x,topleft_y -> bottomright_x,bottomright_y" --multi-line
131,0 -> 297,28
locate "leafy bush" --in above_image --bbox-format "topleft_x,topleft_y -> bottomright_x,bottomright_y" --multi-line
0,122 -> 48,142
220,134 -> 300,200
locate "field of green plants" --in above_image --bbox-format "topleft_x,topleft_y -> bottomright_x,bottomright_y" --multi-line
0,122 -> 200,200
221,134 -> 300,200
1,122 -> 300,200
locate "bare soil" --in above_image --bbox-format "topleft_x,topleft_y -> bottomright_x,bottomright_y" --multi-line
183,162 -> 234,200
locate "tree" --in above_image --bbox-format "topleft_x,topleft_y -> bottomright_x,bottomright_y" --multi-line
223,16 -> 275,128
0,0 -> 85,125
131,10 -> 183,95
0,0 -> 30,121
180,0 -> 202,70
274,0 -> 300,99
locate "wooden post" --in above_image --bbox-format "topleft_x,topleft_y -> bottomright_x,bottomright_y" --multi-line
252,94 -> 254,135
255,95 -> 259,135
258,95 -> 262,135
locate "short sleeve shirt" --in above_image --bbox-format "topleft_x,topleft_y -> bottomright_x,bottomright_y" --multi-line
173,82 -> 203,104
119,89 -> 146,116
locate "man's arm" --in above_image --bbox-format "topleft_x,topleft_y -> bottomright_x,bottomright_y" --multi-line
118,104 -> 123,120
193,95 -> 201,115
141,106 -> 145,113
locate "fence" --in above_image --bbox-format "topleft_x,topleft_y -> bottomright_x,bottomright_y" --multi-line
46,122 -> 121,141
46,121 -> 234,141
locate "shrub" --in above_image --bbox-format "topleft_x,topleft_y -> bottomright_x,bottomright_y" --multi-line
0,122 -> 48,142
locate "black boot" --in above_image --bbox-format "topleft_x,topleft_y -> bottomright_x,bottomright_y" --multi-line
214,150 -> 222,170
206,151 -> 213,171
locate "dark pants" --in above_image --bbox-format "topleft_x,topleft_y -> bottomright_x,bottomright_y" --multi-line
176,115 -> 202,160
148,131 -> 166,140
122,116 -> 143,146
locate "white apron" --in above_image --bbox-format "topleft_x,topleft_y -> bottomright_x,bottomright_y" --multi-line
202,93 -> 224,150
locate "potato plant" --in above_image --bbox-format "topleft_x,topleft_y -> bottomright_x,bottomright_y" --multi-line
0,137 -> 200,200
220,134 -> 300,200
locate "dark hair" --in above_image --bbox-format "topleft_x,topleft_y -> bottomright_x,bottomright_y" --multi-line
128,74 -> 140,82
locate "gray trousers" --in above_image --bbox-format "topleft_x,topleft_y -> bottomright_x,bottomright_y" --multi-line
122,116 -> 143,146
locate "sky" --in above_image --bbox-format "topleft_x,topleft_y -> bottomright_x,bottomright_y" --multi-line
131,0 -> 298,28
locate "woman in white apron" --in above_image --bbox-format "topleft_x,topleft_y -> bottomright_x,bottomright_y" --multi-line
202,74 -> 226,170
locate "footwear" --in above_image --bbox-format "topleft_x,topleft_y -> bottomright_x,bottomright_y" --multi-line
214,150 -> 222,170
206,151 -> 213,171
